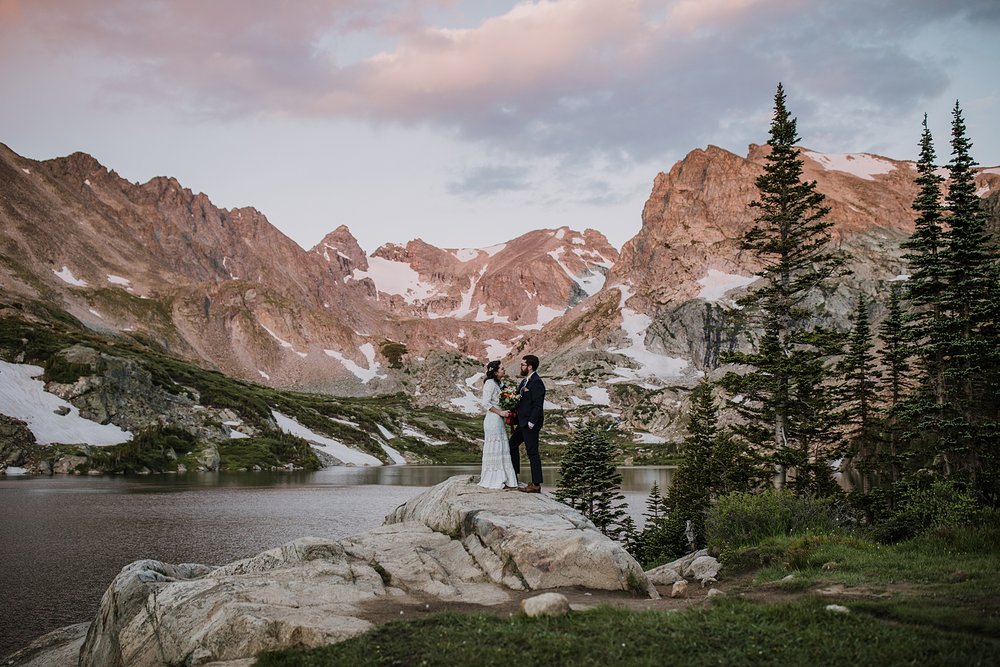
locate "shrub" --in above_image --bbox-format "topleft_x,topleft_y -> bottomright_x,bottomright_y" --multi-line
869,476 -> 982,543
706,490 -> 840,555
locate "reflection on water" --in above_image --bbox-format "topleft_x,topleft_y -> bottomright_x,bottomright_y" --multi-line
0,465 -> 674,657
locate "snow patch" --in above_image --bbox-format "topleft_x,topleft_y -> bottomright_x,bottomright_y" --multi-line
401,426 -> 449,445
634,432 -> 667,444
586,387 -> 611,405
482,243 -> 506,257
0,360 -> 132,446
88,308 -> 104,320
697,270 -> 757,302
260,323 -> 308,358
611,286 -> 688,379
53,267 -> 87,287
484,339 -> 512,360
805,152 -> 895,180
272,410 -> 382,466
379,441 -> 407,464
890,274 -> 910,282
452,248 -> 480,262
353,256 -> 440,304
258,370 -> 270,380
554,228 -> 566,240
21,168 -> 30,175
324,343 -> 384,383
466,372 -> 485,387
3,466 -> 28,475
376,423 -> 395,439
106,275 -> 131,287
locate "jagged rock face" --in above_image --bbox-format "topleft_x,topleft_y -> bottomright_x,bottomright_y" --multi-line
2,141 -> 997,435
343,228 -> 617,337
536,145 -> 999,359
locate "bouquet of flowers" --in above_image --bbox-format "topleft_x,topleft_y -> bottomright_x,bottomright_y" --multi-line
499,381 -> 519,425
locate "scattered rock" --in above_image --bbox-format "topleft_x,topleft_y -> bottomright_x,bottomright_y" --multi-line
670,580 -> 688,598
825,604 -> 851,614
645,549 -> 722,587
706,588 -> 725,599
821,561 -> 837,571
520,593 -> 571,617
53,406 -> 71,416
646,566 -> 683,585
781,574 -> 795,582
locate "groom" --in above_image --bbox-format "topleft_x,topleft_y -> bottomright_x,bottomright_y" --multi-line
509,354 -> 545,493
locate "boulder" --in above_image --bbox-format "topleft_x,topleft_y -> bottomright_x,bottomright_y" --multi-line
670,580 -> 688,598
0,414 -> 39,466
69,476 -> 654,666
2,622 -> 90,667
520,593 -> 571,617
646,549 -> 722,587
386,476 -> 658,598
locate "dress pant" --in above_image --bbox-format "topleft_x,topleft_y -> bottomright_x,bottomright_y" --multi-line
508,424 -> 542,485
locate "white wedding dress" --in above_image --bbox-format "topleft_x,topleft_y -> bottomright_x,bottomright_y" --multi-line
479,381 -> 519,489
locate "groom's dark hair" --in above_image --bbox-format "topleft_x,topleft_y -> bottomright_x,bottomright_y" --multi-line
522,355 -> 540,372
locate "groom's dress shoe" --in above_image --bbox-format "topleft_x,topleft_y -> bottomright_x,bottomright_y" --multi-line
520,483 -> 541,493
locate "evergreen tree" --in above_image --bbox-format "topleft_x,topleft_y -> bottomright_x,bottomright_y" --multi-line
936,102 -> 1000,497
901,114 -> 948,406
877,283 -> 911,484
554,420 -> 630,539
644,381 -> 760,563
721,83 -> 846,495
838,294 -> 881,492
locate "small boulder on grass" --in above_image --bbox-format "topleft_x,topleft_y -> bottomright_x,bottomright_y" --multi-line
670,580 -> 688,598
520,593 -> 570,617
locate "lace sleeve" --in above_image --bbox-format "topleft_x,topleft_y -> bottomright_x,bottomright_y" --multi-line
480,382 -> 499,413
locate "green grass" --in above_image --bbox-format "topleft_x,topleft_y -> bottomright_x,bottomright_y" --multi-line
257,523 -> 1000,667
257,598 -> 1000,667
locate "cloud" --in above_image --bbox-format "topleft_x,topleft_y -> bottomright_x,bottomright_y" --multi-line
3,0 -> 996,164
446,164 -> 533,197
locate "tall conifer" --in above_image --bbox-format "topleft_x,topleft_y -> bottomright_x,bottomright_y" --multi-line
877,284 -> 910,483
722,83 -> 846,495
838,294 -> 880,492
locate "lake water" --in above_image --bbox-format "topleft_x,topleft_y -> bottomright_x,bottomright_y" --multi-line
0,465 -> 674,657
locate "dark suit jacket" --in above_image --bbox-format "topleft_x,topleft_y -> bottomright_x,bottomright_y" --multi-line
515,373 -> 545,430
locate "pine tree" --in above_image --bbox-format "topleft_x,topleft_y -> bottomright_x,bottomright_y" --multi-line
936,102 -> 1000,496
901,114 -> 948,404
838,294 -> 881,492
645,381 -> 760,563
554,420 -> 630,539
877,283 -> 911,484
721,83 -> 846,495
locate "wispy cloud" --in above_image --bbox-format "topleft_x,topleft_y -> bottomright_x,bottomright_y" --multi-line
446,164 -> 532,197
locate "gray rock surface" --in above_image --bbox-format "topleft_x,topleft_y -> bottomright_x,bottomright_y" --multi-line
520,593 -> 571,617
1,622 -> 89,667
52,476 -> 655,666
386,475 -> 658,597
645,549 -> 722,587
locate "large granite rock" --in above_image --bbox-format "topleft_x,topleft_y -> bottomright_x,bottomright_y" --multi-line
386,475 -> 658,596
43,476 -> 655,667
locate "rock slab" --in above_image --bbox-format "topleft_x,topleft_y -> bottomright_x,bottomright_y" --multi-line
16,475 -> 658,667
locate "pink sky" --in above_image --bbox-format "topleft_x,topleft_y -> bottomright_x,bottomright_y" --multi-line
2,0 -> 997,252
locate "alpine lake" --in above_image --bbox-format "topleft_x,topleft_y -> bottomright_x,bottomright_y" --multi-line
0,464 -> 675,657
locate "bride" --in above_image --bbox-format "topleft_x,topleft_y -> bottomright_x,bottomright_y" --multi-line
479,360 -> 519,489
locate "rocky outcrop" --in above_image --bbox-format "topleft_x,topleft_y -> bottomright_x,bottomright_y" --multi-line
0,414 -> 39,467
646,549 -> 722,587
50,476 -> 655,666
386,475 -> 656,596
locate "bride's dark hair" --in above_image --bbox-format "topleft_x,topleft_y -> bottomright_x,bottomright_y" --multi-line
485,360 -> 502,386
